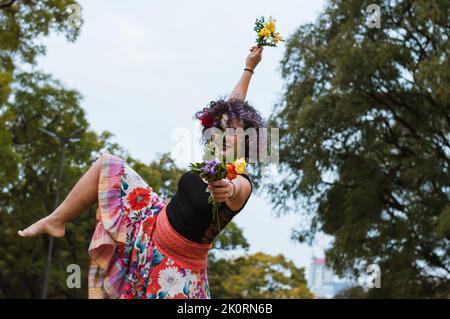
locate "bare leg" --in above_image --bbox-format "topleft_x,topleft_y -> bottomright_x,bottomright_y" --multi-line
18,156 -> 102,238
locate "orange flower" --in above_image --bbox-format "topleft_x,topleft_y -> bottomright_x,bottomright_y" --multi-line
226,163 -> 237,180
127,187 -> 151,211
173,292 -> 188,299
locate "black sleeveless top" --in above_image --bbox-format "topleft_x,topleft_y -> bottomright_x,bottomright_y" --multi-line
165,171 -> 252,244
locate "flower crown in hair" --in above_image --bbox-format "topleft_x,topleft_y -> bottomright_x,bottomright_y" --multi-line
200,109 -> 215,128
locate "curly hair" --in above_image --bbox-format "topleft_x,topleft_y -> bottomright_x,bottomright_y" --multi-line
193,97 -> 267,161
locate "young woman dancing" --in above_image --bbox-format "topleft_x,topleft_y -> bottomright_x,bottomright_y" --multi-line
18,44 -> 265,299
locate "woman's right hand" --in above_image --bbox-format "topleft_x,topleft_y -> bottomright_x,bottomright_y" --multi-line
245,45 -> 263,70
207,179 -> 234,203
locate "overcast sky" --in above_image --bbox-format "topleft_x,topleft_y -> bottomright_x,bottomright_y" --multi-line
37,0 -> 331,278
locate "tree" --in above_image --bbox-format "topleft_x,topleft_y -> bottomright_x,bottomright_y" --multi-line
334,286 -> 368,299
129,153 -> 185,201
0,70 -> 118,298
208,251 -> 313,299
262,0 -> 450,297
0,71 -> 187,297
206,207 -> 312,299
0,0 -> 81,199
0,0 -> 80,102
208,223 -> 312,299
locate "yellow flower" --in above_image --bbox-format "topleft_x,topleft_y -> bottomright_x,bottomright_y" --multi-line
273,32 -> 284,42
234,158 -> 246,174
258,28 -> 271,37
265,19 -> 276,33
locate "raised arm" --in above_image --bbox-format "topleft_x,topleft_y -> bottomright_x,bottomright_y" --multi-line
228,45 -> 264,101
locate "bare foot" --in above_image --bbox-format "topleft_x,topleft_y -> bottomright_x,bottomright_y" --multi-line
18,215 -> 66,238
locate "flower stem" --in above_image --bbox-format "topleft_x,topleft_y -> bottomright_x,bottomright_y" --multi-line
208,194 -> 221,231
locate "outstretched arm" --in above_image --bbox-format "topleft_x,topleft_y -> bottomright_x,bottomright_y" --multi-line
228,45 -> 264,102
208,175 -> 252,212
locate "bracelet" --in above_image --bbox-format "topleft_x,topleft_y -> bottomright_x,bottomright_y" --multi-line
227,180 -> 236,200
244,68 -> 254,74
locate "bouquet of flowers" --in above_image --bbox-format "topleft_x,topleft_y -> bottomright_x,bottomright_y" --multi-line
254,16 -> 284,47
189,141 -> 247,231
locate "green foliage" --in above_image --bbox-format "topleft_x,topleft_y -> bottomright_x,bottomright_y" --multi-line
0,106 -> 17,185
334,286 -> 369,299
0,0 -> 81,105
0,0 -> 80,198
207,211 -> 313,299
0,71 -> 111,298
0,1 -> 181,298
0,70 -> 185,297
129,152 -> 184,200
210,221 -> 250,254
259,0 -> 450,298
208,252 -> 313,299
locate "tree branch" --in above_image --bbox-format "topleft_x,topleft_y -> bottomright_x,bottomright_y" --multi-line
0,0 -> 17,9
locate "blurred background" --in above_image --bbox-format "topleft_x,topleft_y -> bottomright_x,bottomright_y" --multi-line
0,0 -> 448,298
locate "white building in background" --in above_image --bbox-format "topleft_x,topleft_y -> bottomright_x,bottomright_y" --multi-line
308,257 -> 351,298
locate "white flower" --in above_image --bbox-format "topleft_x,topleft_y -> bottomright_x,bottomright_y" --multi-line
186,272 -> 199,285
158,266 -> 185,297
166,259 -> 174,266
185,272 -> 200,298
186,273 -> 200,298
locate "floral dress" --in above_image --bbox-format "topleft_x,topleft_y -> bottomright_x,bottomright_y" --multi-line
87,153 -> 211,299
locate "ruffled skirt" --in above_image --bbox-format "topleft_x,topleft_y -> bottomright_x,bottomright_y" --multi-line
87,153 -> 212,299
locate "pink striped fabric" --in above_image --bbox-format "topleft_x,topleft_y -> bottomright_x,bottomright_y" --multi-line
88,153 -> 128,298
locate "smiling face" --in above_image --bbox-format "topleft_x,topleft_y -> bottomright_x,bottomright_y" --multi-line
195,98 -> 266,163
213,113 -> 245,160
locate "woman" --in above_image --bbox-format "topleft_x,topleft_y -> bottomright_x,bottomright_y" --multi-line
18,44 -> 265,299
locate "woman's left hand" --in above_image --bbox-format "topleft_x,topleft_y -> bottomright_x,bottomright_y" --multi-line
207,179 -> 233,203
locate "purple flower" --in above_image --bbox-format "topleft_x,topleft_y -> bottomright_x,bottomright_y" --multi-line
202,159 -> 219,175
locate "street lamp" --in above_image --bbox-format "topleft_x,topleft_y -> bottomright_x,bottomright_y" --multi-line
38,127 -> 84,299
